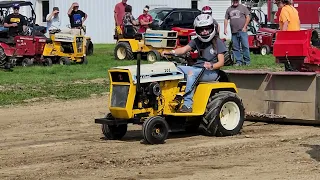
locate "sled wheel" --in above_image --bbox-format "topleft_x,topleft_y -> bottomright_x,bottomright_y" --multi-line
101,113 -> 127,140
260,45 -> 270,56
142,116 -> 169,144
86,40 -> 93,55
201,91 -> 245,136
59,57 -> 71,65
146,50 -> 160,62
43,58 -> 52,66
80,56 -> 88,65
114,42 -> 134,60
21,58 -> 33,67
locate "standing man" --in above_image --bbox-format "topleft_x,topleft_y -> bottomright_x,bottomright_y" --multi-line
114,0 -> 127,26
224,0 -> 251,66
275,0 -> 300,31
46,7 -> 61,32
3,4 -> 27,37
138,5 -> 153,33
68,2 -> 87,35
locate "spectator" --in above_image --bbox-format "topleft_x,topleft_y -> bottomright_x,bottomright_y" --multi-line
138,5 -> 153,33
224,0 -> 251,66
122,5 -> 139,33
201,6 -> 220,36
46,7 -> 61,31
275,0 -> 300,31
67,2 -> 87,35
3,4 -> 27,37
114,0 -> 127,26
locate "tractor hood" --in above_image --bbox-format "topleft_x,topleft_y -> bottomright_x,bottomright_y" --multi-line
112,62 -> 184,84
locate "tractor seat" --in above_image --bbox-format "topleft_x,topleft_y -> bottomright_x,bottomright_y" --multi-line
178,70 -> 229,84
123,25 -> 141,39
0,37 -> 15,44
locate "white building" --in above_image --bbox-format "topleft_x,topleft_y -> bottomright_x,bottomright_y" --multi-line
4,0 -> 263,43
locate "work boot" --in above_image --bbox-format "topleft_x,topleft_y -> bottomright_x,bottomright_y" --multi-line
178,105 -> 192,113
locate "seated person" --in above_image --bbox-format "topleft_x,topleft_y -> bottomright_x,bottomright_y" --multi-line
161,14 -> 226,113
122,5 -> 139,34
137,6 -> 153,33
3,4 -> 27,37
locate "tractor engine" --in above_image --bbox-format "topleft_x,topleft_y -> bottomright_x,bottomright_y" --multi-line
133,82 -> 162,110
60,42 -> 74,53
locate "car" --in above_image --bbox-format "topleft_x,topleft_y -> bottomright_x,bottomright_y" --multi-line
149,8 -> 201,30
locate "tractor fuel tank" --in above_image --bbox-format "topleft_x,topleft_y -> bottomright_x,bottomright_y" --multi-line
225,70 -> 320,124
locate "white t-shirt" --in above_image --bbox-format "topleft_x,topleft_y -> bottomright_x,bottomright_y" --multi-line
46,14 -> 61,30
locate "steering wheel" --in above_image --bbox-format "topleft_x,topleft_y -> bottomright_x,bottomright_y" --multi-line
163,53 -> 190,66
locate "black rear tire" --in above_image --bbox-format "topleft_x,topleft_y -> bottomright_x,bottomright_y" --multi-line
201,91 -> 245,137
114,42 -> 134,60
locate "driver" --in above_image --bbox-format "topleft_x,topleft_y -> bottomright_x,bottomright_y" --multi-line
3,4 -> 27,37
161,14 -> 227,113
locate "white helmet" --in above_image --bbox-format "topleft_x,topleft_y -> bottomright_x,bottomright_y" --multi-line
193,14 -> 216,42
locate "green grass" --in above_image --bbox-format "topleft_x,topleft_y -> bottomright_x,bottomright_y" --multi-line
0,44 -> 282,106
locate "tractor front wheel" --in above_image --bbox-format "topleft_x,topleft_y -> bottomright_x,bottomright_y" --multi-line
142,116 -> 169,144
114,42 -> 134,60
260,45 -> 270,56
21,58 -> 33,67
101,113 -> 127,140
59,57 -> 71,65
43,58 -> 52,66
201,91 -> 245,137
146,50 -> 161,62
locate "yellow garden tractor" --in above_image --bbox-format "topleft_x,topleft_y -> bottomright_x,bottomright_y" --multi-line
42,29 -> 87,65
95,51 -> 246,145
114,25 -> 178,62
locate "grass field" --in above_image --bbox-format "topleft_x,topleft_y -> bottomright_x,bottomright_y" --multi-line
0,44 -> 282,106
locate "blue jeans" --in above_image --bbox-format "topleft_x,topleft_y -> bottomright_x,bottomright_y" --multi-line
177,66 -> 219,108
232,31 -> 251,65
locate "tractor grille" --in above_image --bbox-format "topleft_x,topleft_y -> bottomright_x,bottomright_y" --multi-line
76,37 -> 84,53
167,39 -> 177,48
111,85 -> 129,108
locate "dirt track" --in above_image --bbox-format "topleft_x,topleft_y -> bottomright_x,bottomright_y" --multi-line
0,95 -> 320,180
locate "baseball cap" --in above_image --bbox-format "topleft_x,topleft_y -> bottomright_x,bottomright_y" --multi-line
12,3 -> 20,9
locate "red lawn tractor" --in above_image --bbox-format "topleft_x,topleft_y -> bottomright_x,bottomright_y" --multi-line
0,34 -> 50,67
0,1 -> 51,68
273,29 -> 320,72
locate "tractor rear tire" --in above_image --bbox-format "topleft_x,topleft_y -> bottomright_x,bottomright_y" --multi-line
101,113 -> 127,140
114,42 -> 134,60
147,50 -> 161,62
0,47 -> 7,67
21,58 -> 33,67
142,116 -> 169,144
86,40 -> 93,56
201,91 -> 245,137
224,51 -> 234,66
